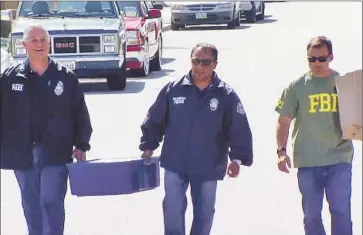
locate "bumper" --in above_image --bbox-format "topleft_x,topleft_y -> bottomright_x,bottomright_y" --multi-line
126,45 -> 146,70
12,54 -> 125,78
171,10 -> 234,25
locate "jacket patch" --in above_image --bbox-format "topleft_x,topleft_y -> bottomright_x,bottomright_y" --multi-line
12,83 -> 23,91
237,102 -> 245,115
54,81 -> 64,96
173,97 -> 186,105
210,98 -> 218,111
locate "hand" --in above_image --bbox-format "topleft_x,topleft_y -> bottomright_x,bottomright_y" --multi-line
72,149 -> 86,162
277,154 -> 291,173
227,161 -> 240,178
141,150 -> 153,165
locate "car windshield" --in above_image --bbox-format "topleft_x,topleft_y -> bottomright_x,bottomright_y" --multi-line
18,1 -> 117,18
117,1 -> 141,17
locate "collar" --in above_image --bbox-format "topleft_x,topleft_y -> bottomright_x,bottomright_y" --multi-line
181,71 -> 223,89
23,57 -> 54,75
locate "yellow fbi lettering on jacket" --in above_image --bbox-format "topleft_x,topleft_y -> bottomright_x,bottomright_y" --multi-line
277,99 -> 284,109
308,93 -> 338,113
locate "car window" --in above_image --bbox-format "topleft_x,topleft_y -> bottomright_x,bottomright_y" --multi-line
117,1 -> 141,17
18,1 -> 117,18
145,2 -> 154,9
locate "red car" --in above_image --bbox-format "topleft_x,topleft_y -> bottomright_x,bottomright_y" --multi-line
117,1 -> 163,77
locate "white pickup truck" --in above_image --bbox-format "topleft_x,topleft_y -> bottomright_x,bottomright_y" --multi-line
9,1 -> 128,90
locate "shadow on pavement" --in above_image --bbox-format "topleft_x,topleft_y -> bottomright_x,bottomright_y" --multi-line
181,25 -> 251,31
252,18 -> 278,24
127,65 -> 175,79
162,57 -> 175,65
241,15 -> 278,24
144,68 -> 176,79
81,80 -> 145,95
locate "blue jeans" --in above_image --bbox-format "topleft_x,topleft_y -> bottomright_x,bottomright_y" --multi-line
14,144 -> 69,235
163,170 -> 217,235
297,162 -> 353,235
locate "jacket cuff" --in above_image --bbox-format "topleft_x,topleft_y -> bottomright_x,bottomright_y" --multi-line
75,144 -> 90,152
232,159 -> 242,165
139,142 -> 158,151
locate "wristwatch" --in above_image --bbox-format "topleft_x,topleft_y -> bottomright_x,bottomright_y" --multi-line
276,147 -> 286,155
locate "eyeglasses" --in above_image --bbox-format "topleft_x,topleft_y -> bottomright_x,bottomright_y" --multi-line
307,56 -> 329,63
191,58 -> 214,66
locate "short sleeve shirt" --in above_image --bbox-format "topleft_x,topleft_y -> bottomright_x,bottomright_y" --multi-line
275,71 -> 353,168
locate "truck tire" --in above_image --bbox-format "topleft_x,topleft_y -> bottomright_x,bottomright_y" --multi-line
171,21 -> 183,31
106,60 -> 127,90
150,36 -> 162,71
245,2 -> 257,23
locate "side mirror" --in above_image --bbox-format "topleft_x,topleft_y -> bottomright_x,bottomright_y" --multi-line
152,3 -> 163,10
147,9 -> 161,19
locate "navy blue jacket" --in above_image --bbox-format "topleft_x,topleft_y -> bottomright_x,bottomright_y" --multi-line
0,59 -> 92,170
140,72 -> 253,181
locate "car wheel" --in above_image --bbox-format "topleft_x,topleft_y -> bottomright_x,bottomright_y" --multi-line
150,36 -> 162,71
256,2 -> 265,20
106,60 -> 127,90
130,40 -> 150,77
235,10 -> 241,26
171,21 -> 183,31
245,2 -> 257,23
227,9 -> 238,29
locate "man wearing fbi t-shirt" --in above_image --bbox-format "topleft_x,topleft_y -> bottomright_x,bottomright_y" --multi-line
275,36 -> 354,235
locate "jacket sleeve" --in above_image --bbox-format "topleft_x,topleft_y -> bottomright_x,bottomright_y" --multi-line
139,82 -> 170,151
71,73 -> 93,152
223,90 -> 253,166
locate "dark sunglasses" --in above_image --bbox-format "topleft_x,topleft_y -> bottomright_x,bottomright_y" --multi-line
307,56 -> 329,63
191,58 -> 214,66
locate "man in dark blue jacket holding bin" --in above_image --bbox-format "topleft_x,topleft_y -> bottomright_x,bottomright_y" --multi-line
140,43 -> 253,235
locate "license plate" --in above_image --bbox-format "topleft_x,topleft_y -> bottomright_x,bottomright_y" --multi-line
57,60 -> 76,70
195,12 -> 207,19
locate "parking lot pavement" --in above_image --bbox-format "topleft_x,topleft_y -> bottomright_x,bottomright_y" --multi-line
1,2 -> 362,235
161,6 -> 171,32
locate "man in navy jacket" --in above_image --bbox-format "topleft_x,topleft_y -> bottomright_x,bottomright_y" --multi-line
0,25 -> 92,235
140,43 -> 253,235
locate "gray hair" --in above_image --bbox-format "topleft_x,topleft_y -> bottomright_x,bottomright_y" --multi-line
23,24 -> 50,42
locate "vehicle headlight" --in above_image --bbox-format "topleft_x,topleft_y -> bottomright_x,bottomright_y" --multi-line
12,35 -> 26,56
104,45 -> 115,53
103,34 -> 117,53
219,2 -> 234,8
170,4 -> 186,10
103,34 -> 116,43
